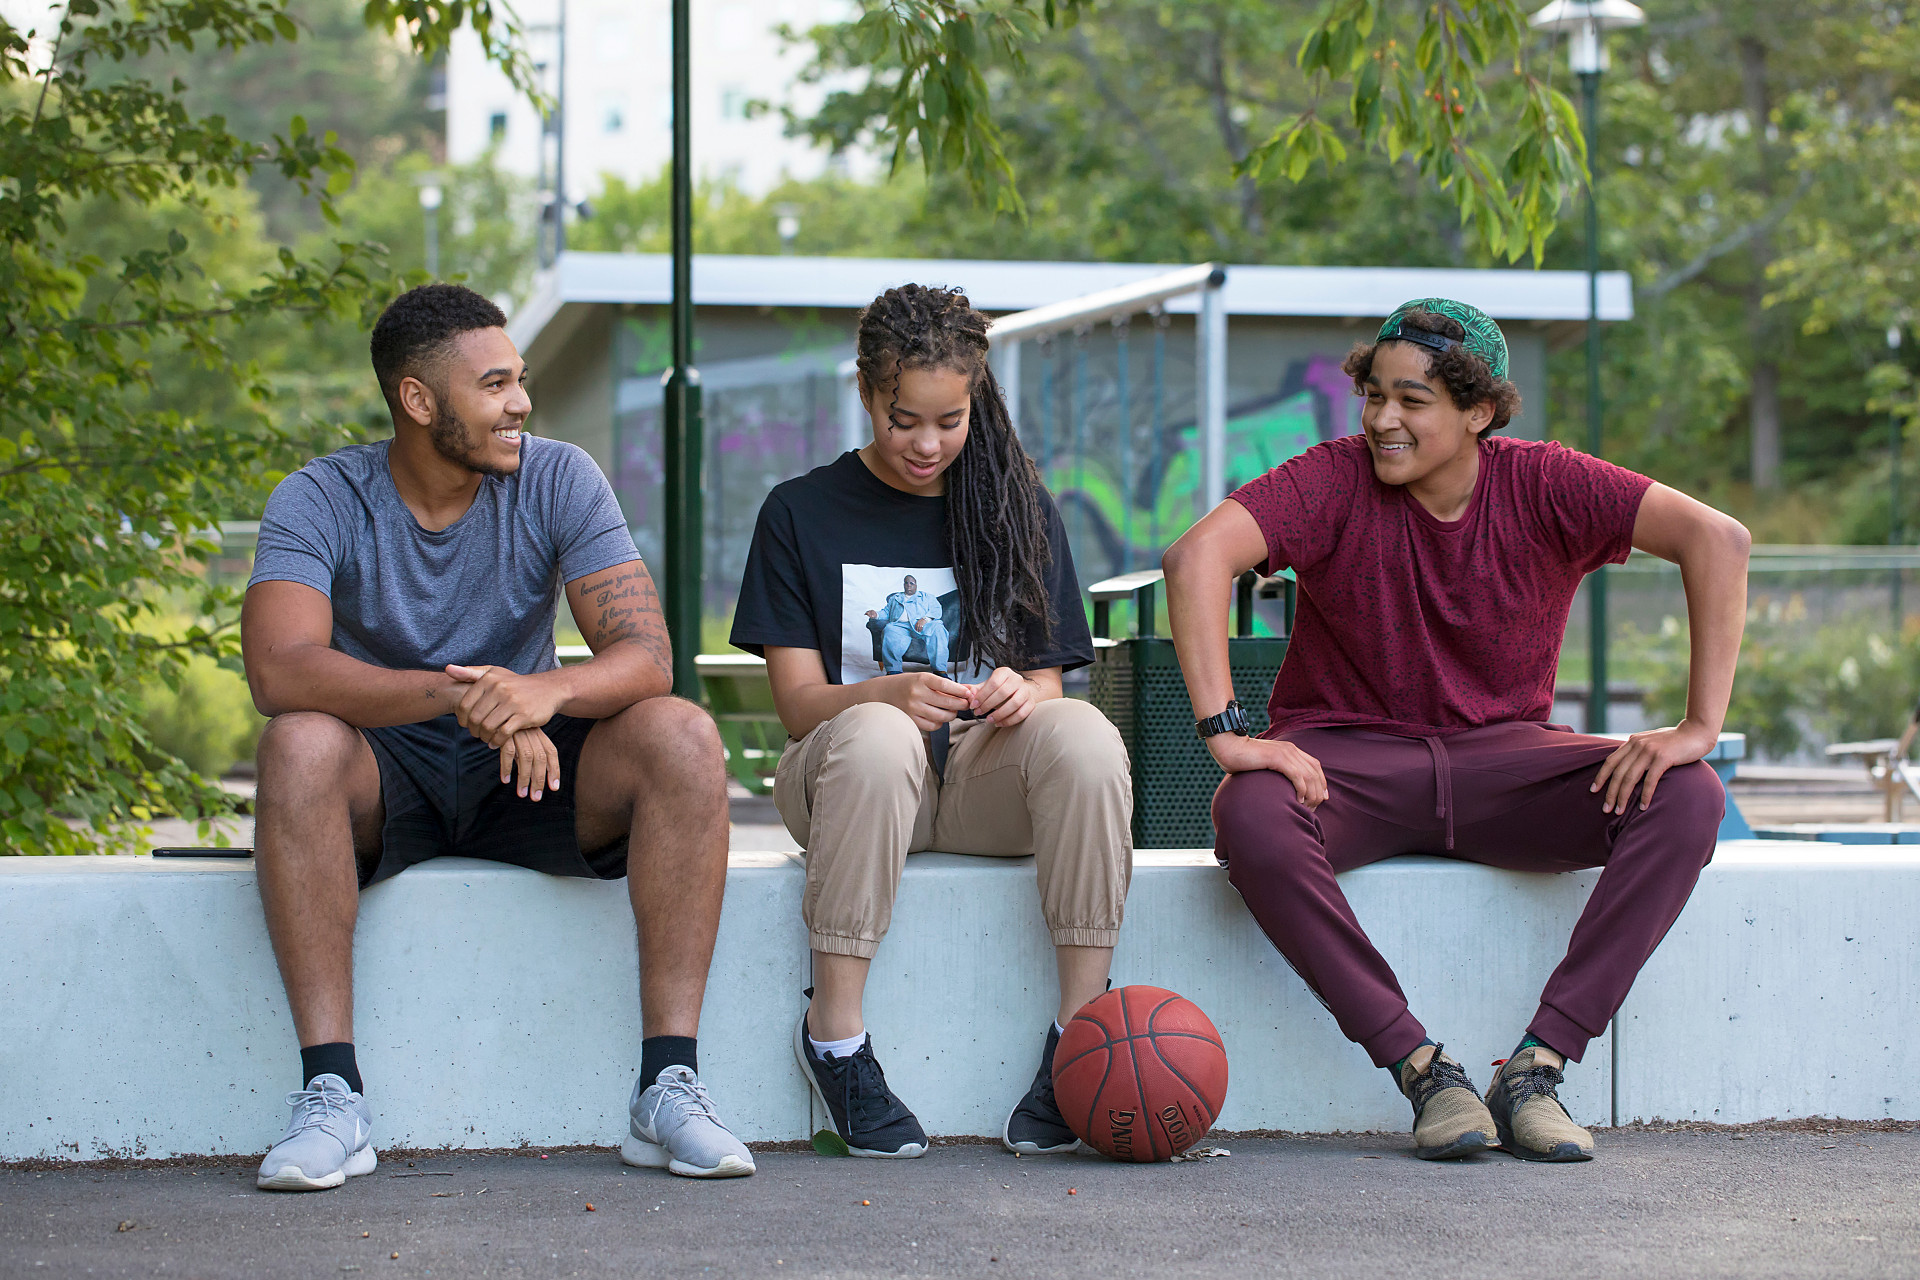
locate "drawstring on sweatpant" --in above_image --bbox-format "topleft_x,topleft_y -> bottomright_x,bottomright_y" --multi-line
1421,735 -> 1455,851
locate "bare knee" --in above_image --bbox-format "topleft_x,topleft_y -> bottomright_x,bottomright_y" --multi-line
256,712 -> 365,797
605,696 -> 726,785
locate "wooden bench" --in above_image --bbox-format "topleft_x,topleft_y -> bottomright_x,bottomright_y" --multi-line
1826,736 -> 1920,821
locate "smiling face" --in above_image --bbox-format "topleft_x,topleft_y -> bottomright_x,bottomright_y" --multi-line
397,327 -> 532,478
860,363 -> 973,496
1359,340 -> 1494,489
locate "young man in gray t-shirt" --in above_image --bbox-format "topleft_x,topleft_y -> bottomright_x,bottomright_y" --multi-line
242,284 -> 753,1189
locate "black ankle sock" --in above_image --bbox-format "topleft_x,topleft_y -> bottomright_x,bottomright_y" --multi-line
640,1036 -> 699,1085
300,1043 -> 362,1095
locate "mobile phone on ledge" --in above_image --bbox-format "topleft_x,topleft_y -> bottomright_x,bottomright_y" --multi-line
152,847 -> 254,859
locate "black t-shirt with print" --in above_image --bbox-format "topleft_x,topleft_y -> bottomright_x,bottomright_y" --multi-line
731,451 -> 1094,685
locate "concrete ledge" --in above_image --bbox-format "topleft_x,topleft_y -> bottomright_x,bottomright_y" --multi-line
4,841 -> 1916,1161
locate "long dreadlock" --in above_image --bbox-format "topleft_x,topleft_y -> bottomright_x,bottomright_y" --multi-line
855,284 -> 1055,673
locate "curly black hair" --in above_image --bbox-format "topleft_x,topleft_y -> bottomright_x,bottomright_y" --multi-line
855,284 -> 1054,673
369,283 -> 508,415
1342,307 -> 1522,432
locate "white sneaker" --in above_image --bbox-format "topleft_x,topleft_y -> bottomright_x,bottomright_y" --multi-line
621,1065 -> 756,1178
256,1074 -> 376,1191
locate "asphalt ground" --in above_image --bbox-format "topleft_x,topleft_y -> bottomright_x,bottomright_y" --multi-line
4,1123 -> 1916,1279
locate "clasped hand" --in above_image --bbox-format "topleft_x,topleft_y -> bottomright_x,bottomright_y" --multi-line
447,664 -> 565,802
884,666 -> 1038,732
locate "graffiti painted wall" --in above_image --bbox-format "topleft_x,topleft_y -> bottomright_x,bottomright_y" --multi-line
599,307 -> 1548,642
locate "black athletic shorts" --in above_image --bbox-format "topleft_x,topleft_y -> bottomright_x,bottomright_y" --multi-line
356,712 -> 628,888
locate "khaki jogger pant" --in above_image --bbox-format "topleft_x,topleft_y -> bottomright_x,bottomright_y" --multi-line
773,698 -> 1134,959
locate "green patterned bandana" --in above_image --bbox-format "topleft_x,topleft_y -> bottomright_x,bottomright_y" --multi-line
1376,298 -> 1509,381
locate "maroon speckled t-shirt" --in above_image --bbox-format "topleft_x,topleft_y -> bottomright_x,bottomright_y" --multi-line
1230,434 -> 1653,738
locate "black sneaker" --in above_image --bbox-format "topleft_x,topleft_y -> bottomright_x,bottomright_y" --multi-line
1003,1023 -> 1081,1154
792,1011 -> 928,1159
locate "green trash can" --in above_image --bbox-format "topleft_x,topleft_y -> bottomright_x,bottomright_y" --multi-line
1087,569 -> 1293,849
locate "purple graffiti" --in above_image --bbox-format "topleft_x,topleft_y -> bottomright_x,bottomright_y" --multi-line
1303,354 -> 1356,439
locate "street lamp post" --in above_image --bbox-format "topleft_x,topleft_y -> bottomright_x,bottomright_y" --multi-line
662,0 -> 704,697
1891,323 -> 1905,632
1531,0 -> 1645,734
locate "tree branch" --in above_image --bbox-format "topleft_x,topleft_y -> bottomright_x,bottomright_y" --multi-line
1644,170 -> 1814,298
1065,29 -> 1232,249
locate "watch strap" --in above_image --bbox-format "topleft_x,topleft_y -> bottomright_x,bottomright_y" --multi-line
1195,700 -> 1250,740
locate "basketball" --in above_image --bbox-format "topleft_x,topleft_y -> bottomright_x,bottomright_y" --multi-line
1052,985 -> 1228,1162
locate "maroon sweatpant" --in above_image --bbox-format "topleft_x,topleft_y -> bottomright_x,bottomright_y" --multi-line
1212,721 -> 1722,1067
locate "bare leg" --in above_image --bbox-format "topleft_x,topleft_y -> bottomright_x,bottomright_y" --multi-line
807,953 -> 871,1041
253,713 -> 384,1048
1054,944 -> 1112,1027
574,697 -> 730,1040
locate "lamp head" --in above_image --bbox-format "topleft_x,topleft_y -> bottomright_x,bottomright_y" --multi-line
1530,0 -> 1644,73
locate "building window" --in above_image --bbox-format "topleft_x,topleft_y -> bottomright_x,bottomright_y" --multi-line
720,87 -> 747,120
489,111 -> 508,143
602,95 -> 627,134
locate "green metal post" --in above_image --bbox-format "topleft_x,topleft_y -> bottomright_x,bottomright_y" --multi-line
1582,68 -> 1608,735
663,0 -> 703,698
1894,408 -> 1904,633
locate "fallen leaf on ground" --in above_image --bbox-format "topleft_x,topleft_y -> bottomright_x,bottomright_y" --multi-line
1170,1146 -> 1232,1162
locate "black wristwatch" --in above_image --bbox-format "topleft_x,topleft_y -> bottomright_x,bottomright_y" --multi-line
1195,700 -> 1251,740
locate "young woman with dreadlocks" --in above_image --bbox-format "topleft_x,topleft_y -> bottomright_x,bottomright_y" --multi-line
731,284 -> 1132,1160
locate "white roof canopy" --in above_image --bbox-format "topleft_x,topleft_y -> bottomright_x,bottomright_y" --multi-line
509,250 -> 1632,357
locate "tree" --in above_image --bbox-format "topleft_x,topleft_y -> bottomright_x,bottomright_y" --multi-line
0,0 -> 526,855
1770,14 -> 1920,527
788,0 -> 1588,262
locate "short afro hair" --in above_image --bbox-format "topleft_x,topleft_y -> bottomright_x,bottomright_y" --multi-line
369,283 -> 508,414
1342,307 -> 1522,433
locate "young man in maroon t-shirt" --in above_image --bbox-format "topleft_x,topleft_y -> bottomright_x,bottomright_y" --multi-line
1163,299 -> 1751,1163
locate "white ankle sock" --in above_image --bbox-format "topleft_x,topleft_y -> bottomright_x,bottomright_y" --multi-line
1054,1021 -> 1066,1037
808,1029 -> 866,1060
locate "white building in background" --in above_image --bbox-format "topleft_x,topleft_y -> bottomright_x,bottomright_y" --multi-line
445,0 -> 859,203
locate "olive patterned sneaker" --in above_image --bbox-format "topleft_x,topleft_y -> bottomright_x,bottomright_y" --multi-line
1486,1046 -> 1594,1162
1395,1044 -> 1498,1161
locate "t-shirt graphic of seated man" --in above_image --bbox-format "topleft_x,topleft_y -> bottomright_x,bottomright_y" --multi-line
867,574 -> 952,675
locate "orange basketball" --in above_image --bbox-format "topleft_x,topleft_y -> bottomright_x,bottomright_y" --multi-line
1052,985 -> 1228,1162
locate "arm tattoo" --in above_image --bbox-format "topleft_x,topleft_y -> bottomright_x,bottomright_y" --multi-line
579,564 -> 672,674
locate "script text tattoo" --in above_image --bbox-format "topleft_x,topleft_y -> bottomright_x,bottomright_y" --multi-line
584,564 -> 672,674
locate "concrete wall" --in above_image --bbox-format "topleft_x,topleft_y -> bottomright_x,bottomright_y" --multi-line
5,841 -> 1914,1162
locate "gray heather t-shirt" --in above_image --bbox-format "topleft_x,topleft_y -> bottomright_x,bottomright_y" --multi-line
249,436 -> 639,675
